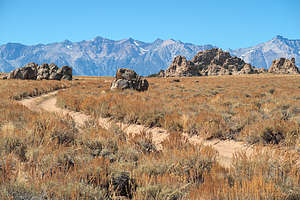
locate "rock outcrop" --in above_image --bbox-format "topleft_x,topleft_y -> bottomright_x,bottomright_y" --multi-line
7,63 -> 72,80
164,56 -> 197,77
268,58 -> 299,74
57,66 -> 73,80
148,70 -> 165,77
111,68 -> 149,91
8,62 -> 38,80
163,48 -> 266,77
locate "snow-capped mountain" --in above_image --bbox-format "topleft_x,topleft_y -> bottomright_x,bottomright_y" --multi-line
230,35 -> 300,69
0,37 -> 214,76
1,35 -> 299,75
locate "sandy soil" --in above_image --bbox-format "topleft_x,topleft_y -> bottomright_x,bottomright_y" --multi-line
19,90 -> 253,168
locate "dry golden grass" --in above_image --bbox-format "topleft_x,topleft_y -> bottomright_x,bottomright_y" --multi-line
58,75 -> 300,149
0,76 -> 299,199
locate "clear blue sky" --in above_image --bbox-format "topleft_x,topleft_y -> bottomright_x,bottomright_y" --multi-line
0,0 -> 299,49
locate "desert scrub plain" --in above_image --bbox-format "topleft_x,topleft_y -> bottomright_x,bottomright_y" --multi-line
58,75 -> 300,148
0,76 -> 299,199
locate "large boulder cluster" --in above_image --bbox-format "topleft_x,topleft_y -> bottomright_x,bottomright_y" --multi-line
162,48 -> 266,77
268,58 -> 299,74
7,62 -> 72,80
111,68 -> 149,91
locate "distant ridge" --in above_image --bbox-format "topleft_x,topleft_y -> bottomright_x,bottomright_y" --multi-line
0,37 -> 215,76
0,35 -> 299,76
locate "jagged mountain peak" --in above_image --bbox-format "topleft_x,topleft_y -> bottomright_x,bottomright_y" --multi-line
127,37 -> 135,42
154,38 -> 163,42
273,35 -> 286,40
63,39 -> 72,44
93,36 -> 104,41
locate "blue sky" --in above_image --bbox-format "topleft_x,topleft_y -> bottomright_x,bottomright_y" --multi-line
0,0 -> 299,49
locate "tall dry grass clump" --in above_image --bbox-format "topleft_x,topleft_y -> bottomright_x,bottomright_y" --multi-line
190,147 -> 300,199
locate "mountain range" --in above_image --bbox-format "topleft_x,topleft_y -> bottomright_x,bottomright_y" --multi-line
229,35 -> 300,69
0,35 -> 299,76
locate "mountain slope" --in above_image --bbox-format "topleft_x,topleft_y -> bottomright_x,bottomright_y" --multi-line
230,35 -> 300,68
0,37 -> 215,76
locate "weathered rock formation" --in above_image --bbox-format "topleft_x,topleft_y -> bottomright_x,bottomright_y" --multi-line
148,69 -> 165,77
7,62 -> 72,80
163,48 -> 266,77
111,68 -> 149,91
268,58 -> 299,74
8,62 -> 38,80
57,65 -> 73,80
164,56 -> 196,77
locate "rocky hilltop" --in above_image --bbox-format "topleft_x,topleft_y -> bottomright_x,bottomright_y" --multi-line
268,58 -> 299,74
162,48 -> 266,77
